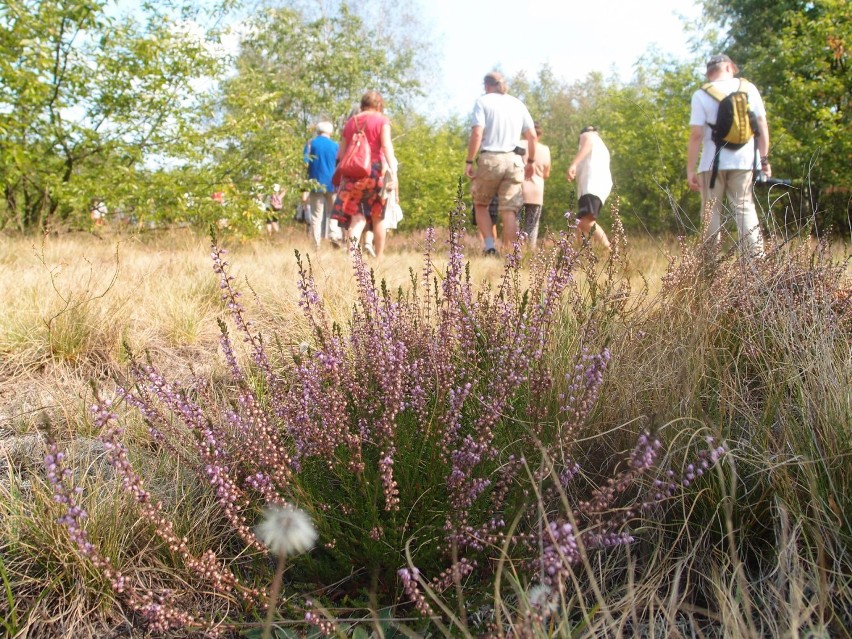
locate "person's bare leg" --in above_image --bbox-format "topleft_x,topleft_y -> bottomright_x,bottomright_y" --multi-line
348,213 -> 367,247
592,224 -> 611,249
576,216 -> 611,249
500,209 -> 519,252
475,203 -> 497,248
372,218 -> 386,258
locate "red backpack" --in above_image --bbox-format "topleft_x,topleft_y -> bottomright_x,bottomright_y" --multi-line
337,115 -> 371,180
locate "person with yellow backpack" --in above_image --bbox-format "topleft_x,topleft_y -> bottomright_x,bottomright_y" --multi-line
687,53 -> 771,254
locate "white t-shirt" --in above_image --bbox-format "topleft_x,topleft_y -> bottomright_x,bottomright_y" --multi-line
471,93 -> 535,153
690,78 -> 766,172
576,133 -> 612,203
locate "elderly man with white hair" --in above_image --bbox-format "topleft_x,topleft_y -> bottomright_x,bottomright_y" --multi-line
303,120 -> 341,248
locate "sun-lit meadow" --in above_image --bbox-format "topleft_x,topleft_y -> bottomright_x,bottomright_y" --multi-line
0,210 -> 850,638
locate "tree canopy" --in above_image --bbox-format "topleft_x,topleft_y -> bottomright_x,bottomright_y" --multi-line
209,3 -> 424,230
0,0 -> 226,230
0,0 -> 847,235
701,0 -> 851,228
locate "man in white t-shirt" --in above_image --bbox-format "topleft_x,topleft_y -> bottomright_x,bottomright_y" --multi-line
464,71 -> 537,255
687,53 -> 771,254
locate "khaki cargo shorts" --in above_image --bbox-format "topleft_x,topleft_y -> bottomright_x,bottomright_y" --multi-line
471,152 -> 524,212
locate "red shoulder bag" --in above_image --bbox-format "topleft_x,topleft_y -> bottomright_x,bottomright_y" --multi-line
335,115 -> 371,183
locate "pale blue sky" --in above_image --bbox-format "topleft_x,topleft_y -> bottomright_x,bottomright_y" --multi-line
417,0 -> 703,119
109,0 -> 704,122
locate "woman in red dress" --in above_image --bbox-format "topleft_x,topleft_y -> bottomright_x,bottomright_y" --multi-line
332,91 -> 397,258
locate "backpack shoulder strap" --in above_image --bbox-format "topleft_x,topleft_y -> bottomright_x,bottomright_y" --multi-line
353,113 -> 365,134
701,82 -> 727,102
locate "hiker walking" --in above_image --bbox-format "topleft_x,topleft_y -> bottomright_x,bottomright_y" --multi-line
567,126 -> 613,250
265,183 -> 285,235
520,122 -> 551,250
331,91 -> 398,259
464,71 -> 537,256
304,120 -> 340,248
687,53 -> 770,254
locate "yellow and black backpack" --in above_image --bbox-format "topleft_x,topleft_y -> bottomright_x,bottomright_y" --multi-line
702,79 -> 759,188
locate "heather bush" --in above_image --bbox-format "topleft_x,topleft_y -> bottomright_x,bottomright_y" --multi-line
389,225 -> 851,637
38,197 -> 737,636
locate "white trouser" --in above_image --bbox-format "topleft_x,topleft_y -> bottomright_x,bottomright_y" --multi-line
699,170 -> 764,254
308,192 -> 341,246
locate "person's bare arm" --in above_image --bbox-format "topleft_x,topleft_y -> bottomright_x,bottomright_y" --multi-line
686,125 -> 704,191
567,133 -> 593,181
465,126 -> 483,178
522,127 -> 538,179
381,123 -> 397,186
755,115 -> 771,178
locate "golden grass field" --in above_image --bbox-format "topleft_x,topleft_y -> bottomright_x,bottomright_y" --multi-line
0,223 -> 849,638
0,225 -> 673,438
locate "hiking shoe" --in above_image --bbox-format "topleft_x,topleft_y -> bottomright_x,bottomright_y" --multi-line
483,248 -> 499,257
364,243 -> 376,258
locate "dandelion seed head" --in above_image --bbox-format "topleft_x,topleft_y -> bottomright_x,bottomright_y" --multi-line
255,505 -> 317,557
527,582 -> 558,617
